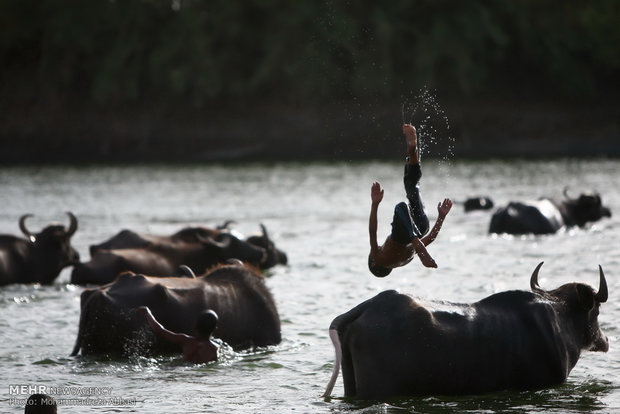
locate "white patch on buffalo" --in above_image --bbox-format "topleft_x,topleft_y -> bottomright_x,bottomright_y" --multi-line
532,199 -> 564,230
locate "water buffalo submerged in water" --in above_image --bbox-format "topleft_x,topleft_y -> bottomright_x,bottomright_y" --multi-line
489,190 -> 611,235
323,262 -> 609,400
70,223 -> 287,285
463,196 -> 494,212
71,263 -> 281,356
0,213 -> 79,285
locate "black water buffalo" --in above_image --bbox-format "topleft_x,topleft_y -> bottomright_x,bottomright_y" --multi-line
463,196 -> 494,212
489,190 -> 611,235
323,262 -> 609,399
87,220 -> 235,254
0,213 -> 79,286
71,263 -> 281,356
70,223 -> 287,285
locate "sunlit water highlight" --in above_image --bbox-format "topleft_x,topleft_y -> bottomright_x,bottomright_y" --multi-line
0,159 -> 619,413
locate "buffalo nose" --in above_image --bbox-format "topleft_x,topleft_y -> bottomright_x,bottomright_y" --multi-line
591,334 -> 609,353
279,251 -> 288,265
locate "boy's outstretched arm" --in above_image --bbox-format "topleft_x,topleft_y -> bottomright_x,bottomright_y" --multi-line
412,237 -> 437,268
421,198 -> 453,246
136,306 -> 191,345
369,182 -> 383,253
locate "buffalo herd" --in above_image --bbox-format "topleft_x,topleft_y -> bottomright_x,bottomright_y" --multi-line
70,223 -> 287,285
0,184 -> 612,401
1,216 -> 287,356
489,189 -> 611,235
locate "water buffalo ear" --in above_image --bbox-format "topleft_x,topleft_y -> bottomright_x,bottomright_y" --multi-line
576,284 -> 595,311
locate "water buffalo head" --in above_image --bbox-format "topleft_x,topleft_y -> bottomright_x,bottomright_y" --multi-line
197,225 -> 287,270
563,189 -> 611,227
530,262 -> 608,352
245,224 -> 288,269
20,212 -> 80,284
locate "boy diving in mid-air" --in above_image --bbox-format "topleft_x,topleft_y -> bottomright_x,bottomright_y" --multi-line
368,124 -> 452,277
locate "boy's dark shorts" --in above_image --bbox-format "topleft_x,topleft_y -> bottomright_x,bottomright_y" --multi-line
391,201 -> 423,244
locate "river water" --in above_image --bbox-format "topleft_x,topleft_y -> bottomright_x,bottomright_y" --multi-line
0,159 -> 618,413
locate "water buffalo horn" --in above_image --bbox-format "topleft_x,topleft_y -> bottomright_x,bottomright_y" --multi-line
66,211 -> 78,236
260,223 -> 270,241
226,258 -> 244,267
179,265 -> 196,278
19,214 -> 35,240
530,262 -> 545,293
563,186 -> 571,199
217,220 -> 236,230
595,265 -> 608,303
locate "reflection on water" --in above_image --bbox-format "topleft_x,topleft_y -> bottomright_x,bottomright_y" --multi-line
340,379 -> 615,414
0,159 -> 619,413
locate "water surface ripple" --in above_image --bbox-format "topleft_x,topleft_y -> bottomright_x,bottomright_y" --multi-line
0,159 -> 618,413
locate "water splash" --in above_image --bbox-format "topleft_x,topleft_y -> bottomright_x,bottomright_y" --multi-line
401,87 -> 455,163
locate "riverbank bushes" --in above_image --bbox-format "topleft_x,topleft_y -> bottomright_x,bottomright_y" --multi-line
1,1 -> 619,162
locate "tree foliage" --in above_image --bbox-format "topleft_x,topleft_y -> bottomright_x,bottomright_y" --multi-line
1,0 -> 618,110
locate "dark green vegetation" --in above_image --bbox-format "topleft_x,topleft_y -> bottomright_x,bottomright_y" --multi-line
1,1 -> 619,162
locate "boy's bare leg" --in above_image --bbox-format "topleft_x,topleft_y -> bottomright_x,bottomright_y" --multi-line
403,124 -> 419,164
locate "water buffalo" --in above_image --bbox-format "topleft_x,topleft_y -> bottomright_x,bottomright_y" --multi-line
70,223 -> 287,285
87,220 -> 236,254
323,262 -> 609,399
489,190 -> 611,235
463,196 -> 494,212
0,213 -> 79,286
71,263 -> 281,356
